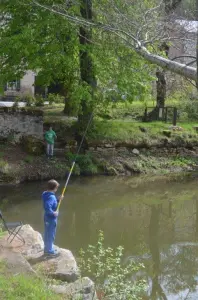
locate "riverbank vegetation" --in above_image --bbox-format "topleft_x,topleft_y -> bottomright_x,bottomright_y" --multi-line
0,273 -> 62,300
79,231 -> 146,300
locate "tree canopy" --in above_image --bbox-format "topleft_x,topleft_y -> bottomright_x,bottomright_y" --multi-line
29,0 -> 197,82
0,0 -> 155,115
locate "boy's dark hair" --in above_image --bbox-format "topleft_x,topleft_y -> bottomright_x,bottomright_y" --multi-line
47,179 -> 59,190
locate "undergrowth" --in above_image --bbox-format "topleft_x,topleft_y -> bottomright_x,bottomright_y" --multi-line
66,152 -> 98,175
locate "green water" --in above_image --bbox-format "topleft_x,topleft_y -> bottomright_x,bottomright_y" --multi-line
1,175 -> 198,299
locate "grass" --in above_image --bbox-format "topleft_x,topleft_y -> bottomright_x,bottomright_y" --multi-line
0,274 -> 63,300
41,100 -> 198,142
88,120 -> 198,142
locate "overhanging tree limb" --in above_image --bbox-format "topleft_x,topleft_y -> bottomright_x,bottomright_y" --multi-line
31,0 -> 197,82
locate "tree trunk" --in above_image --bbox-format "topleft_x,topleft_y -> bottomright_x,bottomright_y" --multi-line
76,0 -> 96,150
149,0 -> 182,120
156,69 -> 166,108
196,0 -> 198,88
148,44 -> 169,121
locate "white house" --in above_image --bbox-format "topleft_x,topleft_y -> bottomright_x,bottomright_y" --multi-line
3,70 -> 35,98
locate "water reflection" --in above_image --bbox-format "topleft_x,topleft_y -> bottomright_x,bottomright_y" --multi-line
2,175 -> 198,299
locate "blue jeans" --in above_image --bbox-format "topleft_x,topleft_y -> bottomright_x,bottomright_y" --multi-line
44,217 -> 57,253
46,143 -> 54,157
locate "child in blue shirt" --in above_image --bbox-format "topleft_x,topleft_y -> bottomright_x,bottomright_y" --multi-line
42,179 -> 63,256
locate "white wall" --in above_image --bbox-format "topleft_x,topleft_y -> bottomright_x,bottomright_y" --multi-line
4,70 -> 35,97
20,70 -> 35,95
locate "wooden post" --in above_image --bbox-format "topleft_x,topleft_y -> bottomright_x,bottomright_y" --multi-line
173,107 -> 177,126
144,107 -> 147,122
165,107 -> 168,123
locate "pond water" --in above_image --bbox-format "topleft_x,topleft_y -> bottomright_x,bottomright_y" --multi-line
1,174 -> 198,299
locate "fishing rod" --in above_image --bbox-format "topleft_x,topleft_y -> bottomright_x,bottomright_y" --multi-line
56,113 -> 94,211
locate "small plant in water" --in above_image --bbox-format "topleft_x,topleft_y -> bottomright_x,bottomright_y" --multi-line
79,231 -> 146,300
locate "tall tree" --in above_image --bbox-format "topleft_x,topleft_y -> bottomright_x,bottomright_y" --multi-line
149,0 -> 182,120
0,0 -> 153,120
32,0 -> 197,82
78,0 -> 96,125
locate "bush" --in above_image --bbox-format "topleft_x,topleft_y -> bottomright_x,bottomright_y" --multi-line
48,93 -> 65,105
79,231 -> 146,300
20,136 -> 45,155
66,152 -> 98,175
179,99 -> 198,121
23,94 -> 35,107
34,95 -> 45,107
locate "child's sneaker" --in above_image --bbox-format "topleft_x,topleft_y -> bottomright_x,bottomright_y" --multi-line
44,249 -> 60,257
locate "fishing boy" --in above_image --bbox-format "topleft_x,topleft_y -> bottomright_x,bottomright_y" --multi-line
42,179 -> 63,256
44,125 -> 57,159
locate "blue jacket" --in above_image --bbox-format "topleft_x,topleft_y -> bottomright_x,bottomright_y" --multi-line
42,191 -> 58,220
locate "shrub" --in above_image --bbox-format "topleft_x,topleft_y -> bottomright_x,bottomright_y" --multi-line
23,94 -> 35,107
66,152 -> 98,175
79,231 -> 146,300
20,136 -> 45,156
48,93 -> 65,105
34,95 -> 45,107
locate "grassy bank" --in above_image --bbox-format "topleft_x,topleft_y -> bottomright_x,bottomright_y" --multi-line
0,274 -> 62,300
1,101 -> 198,184
43,102 -> 198,143
0,259 -> 62,300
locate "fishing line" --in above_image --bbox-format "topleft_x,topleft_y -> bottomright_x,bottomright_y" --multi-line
56,112 -> 93,211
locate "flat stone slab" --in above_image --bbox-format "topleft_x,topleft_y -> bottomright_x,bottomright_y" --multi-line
51,277 -> 98,300
34,248 -> 79,282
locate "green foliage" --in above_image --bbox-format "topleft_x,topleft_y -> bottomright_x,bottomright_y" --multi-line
0,0 -> 154,118
66,152 -> 98,175
20,136 -> 45,155
171,156 -> 196,167
79,231 -> 146,300
15,95 -> 35,107
34,95 -> 45,107
0,274 -> 61,300
48,93 -> 65,105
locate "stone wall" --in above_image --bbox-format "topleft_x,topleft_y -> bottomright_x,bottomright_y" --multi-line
0,107 -> 43,140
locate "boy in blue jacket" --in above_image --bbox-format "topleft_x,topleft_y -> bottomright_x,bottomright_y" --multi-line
42,179 -> 63,256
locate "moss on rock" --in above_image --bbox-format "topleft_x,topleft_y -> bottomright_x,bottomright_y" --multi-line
20,136 -> 45,155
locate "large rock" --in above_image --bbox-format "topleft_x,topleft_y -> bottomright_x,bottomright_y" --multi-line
1,225 -> 78,283
0,249 -> 36,276
20,226 -> 78,282
51,277 -> 98,300
0,224 -> 44,255
31,247 -> 79,282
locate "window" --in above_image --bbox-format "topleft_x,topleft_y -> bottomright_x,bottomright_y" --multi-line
4,79 -> 20,91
